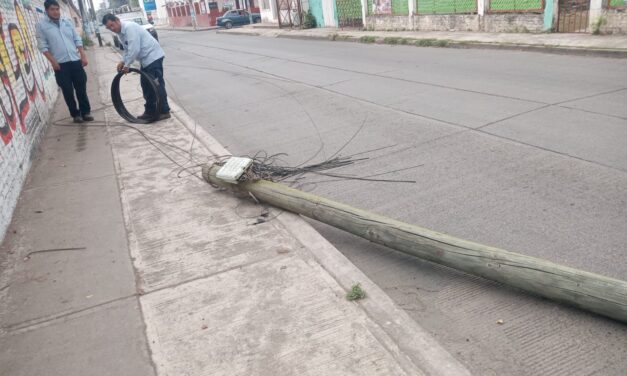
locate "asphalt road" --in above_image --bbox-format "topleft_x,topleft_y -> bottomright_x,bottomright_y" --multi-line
156,30 -> 627,375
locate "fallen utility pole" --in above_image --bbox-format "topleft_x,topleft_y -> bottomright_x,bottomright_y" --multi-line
202,163 -> 627,324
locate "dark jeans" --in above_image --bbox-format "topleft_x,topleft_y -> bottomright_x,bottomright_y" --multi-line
54,60 -> 90,117
140,57 -> 170,114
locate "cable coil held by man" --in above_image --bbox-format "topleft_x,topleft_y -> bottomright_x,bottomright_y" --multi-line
111,68 -> 161,124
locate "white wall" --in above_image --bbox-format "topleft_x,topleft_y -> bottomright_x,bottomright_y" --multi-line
322,0 -> 336,26
260,0 -> 278,23
138,0 -> 169,25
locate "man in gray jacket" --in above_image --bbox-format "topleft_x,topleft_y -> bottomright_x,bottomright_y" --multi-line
103,13 -> 170,120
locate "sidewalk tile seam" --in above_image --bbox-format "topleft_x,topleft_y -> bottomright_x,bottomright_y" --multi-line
22,172 -> 118,192
557,104 -> 627,121
2,294 -> 138,335
551,86 -> 627,106
136,253 -> 288,297
477,128 -> 627,175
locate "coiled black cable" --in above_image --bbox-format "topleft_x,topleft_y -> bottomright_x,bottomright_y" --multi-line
110,68 -> 161,124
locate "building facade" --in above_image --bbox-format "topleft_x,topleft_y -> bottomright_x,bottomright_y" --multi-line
164,0 -> 261,27
261,0 -> 627,33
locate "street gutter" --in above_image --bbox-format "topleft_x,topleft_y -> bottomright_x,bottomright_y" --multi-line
217,29 -> 627,58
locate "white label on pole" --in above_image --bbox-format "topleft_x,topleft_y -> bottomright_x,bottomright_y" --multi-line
216,157 -> 253,184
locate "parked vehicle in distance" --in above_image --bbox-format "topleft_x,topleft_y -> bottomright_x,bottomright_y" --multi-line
217,10 -> 261,29
111,12 -> 158,50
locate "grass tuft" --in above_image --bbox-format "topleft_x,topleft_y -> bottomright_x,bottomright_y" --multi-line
360,35 -> 377,43
346,283 -> 366,301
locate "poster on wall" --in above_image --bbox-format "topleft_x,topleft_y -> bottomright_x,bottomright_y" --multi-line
143,0 -> 156,11
373,0 -> 391,14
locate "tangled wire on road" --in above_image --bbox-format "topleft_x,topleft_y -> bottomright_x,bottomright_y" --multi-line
245,153 -> 360,182
109,61 -> 418,186
210,151 -> 417,185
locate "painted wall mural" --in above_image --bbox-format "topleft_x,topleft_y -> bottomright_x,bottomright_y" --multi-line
0,0 -> 54,145
1,0 -> 61,242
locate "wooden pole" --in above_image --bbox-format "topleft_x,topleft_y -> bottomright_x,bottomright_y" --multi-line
202,164 -> 627,323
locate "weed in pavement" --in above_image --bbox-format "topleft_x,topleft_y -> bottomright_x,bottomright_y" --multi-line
346,283 -> 366,301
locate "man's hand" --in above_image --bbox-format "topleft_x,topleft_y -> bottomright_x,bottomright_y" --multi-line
43,52 -> 61,71
116,61 -> 129,74
77,47 -> 88,67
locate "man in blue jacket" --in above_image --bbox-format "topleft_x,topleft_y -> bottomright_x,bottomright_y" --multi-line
36,0 -> 93,123
102,13 -> 171,121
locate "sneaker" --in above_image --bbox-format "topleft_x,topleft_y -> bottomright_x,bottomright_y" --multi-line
158,112 -> 171,120
82,113 -> 94,122
137,112 -> 155,120
73,116 -> 84,123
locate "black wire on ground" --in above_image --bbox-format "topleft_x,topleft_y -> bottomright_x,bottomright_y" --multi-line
111,68 -> 161,124
104,56 -> 416,185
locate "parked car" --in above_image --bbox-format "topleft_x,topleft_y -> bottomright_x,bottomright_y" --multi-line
112,14 -> 158,50
217,10 -> 261,29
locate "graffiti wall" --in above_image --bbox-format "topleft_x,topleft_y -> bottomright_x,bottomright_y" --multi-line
0,0 -> 61,241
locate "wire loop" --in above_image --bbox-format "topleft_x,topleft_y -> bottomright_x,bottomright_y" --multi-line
110,68 -> 161,124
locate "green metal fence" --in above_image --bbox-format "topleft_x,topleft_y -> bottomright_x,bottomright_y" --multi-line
392,0 -> 410,14
608,0 -> 627,8
490,0 -> 543,11
417,0 -> 477,13
337,0 -> 363,26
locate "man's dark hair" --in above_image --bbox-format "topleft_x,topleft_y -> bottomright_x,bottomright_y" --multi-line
44,0 -> 60,9
102,13 -> 119,24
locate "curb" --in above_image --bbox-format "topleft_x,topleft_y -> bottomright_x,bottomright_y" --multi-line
445,41 -> 627,58
161,26 -> 218,32
170,101 -> 472,376
169,102 -> 231,157
216,29 -> 262,36
218,30 -> 627,58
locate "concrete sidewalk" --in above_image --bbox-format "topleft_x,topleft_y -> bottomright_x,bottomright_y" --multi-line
214,25 -> 627,57
0,47 -> 471,375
